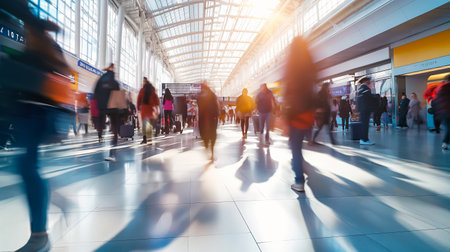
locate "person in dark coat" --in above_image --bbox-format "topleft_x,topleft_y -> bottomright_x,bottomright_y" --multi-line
197,82 -> 220,160
356,76 -> 375,145
94,63 -> 121,161
339,96 -> 351,131
312,82 -> 335,145
256,83 -> 277,145
397,93 -> 410,128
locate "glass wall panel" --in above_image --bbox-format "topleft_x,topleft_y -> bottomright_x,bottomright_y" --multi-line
80,0 -> 98,64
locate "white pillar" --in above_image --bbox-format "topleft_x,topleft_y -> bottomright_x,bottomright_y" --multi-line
97,0 -> 108,68
115,5 -> 125,79
145,48 -> 151,80
74,0 -> 81,57
136,25 -> 144,89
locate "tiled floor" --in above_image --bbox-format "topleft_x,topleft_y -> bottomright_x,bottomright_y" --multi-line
1,123 -> 449,251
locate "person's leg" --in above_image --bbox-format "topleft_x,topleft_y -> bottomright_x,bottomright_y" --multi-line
312,122 -> 323,142
108,113 -> 120,158
443,117 -> 449,144
259,114 -> 265,137
435,116 -> 441,133
244,116 -> 249,135
164,110 -> 170,134
265,113 -> 271,142
359,112 -> 370,141
240,116 -> 245,136
169,110 -> 174,129
14,104 -> 50,251
141,119 -> 148,143
98,113 -> 106,140
84,124 -> 88,134
289,127 -> 306,185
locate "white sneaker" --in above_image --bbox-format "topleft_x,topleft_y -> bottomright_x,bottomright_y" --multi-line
291,183 -> 305,192
443,143 -> 448,150
104,156 -> 116,162
360,140 -> 374,145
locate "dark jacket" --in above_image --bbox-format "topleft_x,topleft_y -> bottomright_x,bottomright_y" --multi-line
93,70 -> 120,111
356,84 -> 373,113
399,98 -> 410,114
435,82 -> 450,117
256,90 -> 275,114
197,87 -> 219,139
339,100 -> 351,117
378,97 -> 388,113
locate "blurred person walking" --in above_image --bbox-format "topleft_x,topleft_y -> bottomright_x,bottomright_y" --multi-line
380,96 -> 389,129
356,76 -> 376,145
94,63 -> 122,162
236,88 -> 255,139
407,92 -> 423,130
197,83 -> 220,160
339,96 -> 351,131
284,37 -> 317,193
163,88 -> 174,135
330,98 -> 339,131
397,93 -> 410,128
312,83 -> 335,145
256,83 -> 277,145
0,1 -> 73,250
434,76 -> 450,150
137,78 -> 159,145
373,94 -> 383,131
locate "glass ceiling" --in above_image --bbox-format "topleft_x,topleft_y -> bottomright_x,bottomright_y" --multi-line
145,0 -> 282,87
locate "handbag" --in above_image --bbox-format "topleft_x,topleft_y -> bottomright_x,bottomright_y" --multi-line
107,90 -> 128,110
151,105 -> 160,119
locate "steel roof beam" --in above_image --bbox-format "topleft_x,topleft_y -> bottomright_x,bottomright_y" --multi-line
168,49 -> 245,59
156,18 -> 204,32
171,56 -> 241,65
147,1 -> 203,18
160,30 -> 258,43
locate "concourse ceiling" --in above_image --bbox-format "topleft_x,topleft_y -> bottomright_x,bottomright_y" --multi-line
121,0 -> 291,89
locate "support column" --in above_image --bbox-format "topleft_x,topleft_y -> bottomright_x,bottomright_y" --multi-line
97,0 -> 108,68
115,5 -> 125,79
136,24 -> 144,89
74,0 -> 81,57
146,49 -> 151,80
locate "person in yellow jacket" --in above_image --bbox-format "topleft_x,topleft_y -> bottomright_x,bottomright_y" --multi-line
236,88 -> 255,139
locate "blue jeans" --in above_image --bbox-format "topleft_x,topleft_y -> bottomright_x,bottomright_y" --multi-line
13,103 -> 50,233
289,126 -> 308,184
259,112 -> 271,141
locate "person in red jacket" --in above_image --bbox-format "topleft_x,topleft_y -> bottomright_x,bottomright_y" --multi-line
137,77 -> 160,144
284,36 -> 317,193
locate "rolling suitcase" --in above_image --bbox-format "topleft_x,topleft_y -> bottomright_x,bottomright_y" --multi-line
120,123 -> 134,140
120,116 -> 134,140
350,122 -> 361,140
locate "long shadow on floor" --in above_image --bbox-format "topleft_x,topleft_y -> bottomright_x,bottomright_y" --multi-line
93,160 -> 213,251
294,142 -> 448,250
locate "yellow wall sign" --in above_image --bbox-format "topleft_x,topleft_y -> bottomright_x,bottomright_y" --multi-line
69,70 -> 79,92
393,29 -> 450,68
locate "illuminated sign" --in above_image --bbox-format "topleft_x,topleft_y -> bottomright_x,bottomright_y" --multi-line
77,60 -> 103,76
0,24 -> 25,44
